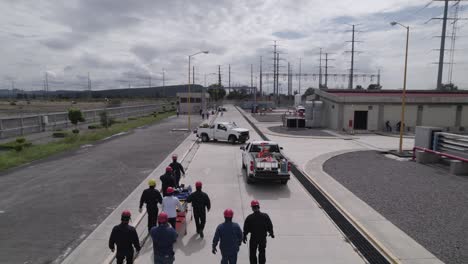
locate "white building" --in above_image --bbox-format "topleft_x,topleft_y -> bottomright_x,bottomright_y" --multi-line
176,92 -> 210,114
314,89 -> 468,132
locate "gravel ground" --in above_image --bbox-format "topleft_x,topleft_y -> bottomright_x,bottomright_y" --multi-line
268,125 -> 334,137
323,151 -> 468,264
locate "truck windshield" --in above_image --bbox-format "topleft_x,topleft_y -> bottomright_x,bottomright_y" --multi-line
250,144 -> 280,153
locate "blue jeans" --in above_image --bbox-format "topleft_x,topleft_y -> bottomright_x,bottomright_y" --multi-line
221,252 -> 237,264
154,254 -> 174,264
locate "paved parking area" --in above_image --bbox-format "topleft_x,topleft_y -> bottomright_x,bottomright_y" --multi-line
323,150 -> 468,264
268,125 -> 335,137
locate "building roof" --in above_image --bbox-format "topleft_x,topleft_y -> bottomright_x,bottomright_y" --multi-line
316,89 -> 468,104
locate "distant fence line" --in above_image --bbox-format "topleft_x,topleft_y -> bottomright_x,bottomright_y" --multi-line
0,104 -> 172,139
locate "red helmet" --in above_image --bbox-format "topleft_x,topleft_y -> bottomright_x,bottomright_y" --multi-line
167,187 -> 174,194
166,166 -> 173,172
195,181 -> 202,188
172,154 -> 178,160
158,212 -> 168,224
251,200 -> 260,207
121,210 -> 131,220
224,209 -> 234,218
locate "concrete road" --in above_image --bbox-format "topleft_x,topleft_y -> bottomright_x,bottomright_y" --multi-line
0,115 -> 199,264
135,107 -> 364,264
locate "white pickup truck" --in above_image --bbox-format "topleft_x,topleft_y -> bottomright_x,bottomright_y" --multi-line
195,121 -> 250,144
241,141 -> 290,184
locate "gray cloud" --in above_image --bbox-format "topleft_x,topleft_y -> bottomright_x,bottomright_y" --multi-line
272,31 -> 307,40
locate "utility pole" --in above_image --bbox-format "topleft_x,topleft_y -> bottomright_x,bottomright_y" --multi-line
377,69 -> 381,86
259,56 -> 263,96
298,57 -> 302,94
319,48 -> 322,88
228,64 -> 231,93
287,62 -> 291,96
162,68 -> 165,97
349,24 -> 356,89
218,65 -> 221,87
88,72 -> 92,98
324,53 -> 335,88
437,0 -> 449,89
276,52 -> 280,100
273,41 -> 278,98
250,64 -> 253,91
192,66 -> 195,85
45,72 -> 49,100
148,74 -> 151,88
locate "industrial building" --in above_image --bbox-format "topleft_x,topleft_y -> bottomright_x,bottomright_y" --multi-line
312,89 -> 468,132
176,92 -> 210,114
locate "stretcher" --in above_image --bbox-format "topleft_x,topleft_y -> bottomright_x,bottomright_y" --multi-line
174,185 -> 192,235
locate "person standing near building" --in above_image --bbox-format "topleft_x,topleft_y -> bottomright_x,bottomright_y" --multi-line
212,209 -> 243,264
160,166 -> 176,196
150,212 -> 178,264
243,200 -> 274,264
109,211 -> 141,264
162,187 -> 181,229
139,179 -> 163,232
186,181 -> 211,238
169,154 -> 185,187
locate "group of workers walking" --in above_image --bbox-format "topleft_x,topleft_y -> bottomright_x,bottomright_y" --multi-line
109,153 -> 274,264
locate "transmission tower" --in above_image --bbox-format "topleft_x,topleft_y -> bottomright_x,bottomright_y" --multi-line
346,24 -> 362,89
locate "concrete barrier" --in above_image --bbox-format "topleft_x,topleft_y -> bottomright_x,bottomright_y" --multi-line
449,160 -> 468,175
415,150 -> 440,164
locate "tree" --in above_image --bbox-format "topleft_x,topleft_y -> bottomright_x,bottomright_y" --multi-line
207,84 -> 226,101
367,84 -> 382,90
441,83 -> 458,91
301,87 -> 315,99
68,108 -> 85,132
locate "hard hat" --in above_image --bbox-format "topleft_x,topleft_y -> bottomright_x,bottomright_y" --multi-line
224,209 -> 234,218
172,154 -> 178,160
195,181 -> 202,188
148,179 -> 156,187
158,212 -> 168,223
121,210 -> 131,221
167,187 -> 174,194
251,200 -> 260,207
166,166 -> 173,172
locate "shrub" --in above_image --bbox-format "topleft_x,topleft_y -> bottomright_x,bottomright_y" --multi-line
16,137 -> 26,144
68,108 -> 85,127
128,117 -> 138,121
99,111 -> 117,128
14,145 -> 23,152
88,125 -> 101,129
72,129 -> 80,134
52,131 -> 68,138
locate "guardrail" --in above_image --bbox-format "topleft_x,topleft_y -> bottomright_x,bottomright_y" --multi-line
0,104 -> 172,139
433,132 -> 468,159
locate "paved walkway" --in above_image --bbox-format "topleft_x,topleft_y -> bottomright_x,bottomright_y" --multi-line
134,106 -> 364,264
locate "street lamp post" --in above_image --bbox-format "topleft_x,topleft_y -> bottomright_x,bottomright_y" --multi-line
391,21 -> 410,153
188,51 -> 209,131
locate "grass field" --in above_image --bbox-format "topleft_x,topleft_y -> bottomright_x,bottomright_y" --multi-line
0,111 -> 175,171
0,99 -> 167,117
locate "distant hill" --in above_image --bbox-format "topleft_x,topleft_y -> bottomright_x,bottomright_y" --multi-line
0,85 -> 204,99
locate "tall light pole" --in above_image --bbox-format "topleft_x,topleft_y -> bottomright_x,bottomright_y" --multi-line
391,21 -> 409,153
188,51 -> 209,131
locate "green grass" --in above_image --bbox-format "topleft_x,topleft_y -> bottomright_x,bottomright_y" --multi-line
0,112 -> 174,171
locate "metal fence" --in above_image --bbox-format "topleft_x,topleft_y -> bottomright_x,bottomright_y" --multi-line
0,104 -> 172,139
433,132 -> 468,159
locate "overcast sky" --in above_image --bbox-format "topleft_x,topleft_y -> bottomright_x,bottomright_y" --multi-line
1,0 -> 467,93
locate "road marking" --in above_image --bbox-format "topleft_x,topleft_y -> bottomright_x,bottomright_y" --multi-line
103,132 -> 128,140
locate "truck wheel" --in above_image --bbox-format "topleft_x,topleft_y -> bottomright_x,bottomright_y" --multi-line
247,176 -> 254,184
201,134 -> 209,142
228,135 -> 237,145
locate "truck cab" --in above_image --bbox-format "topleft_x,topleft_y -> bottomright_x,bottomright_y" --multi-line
196,121 -> 249,144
